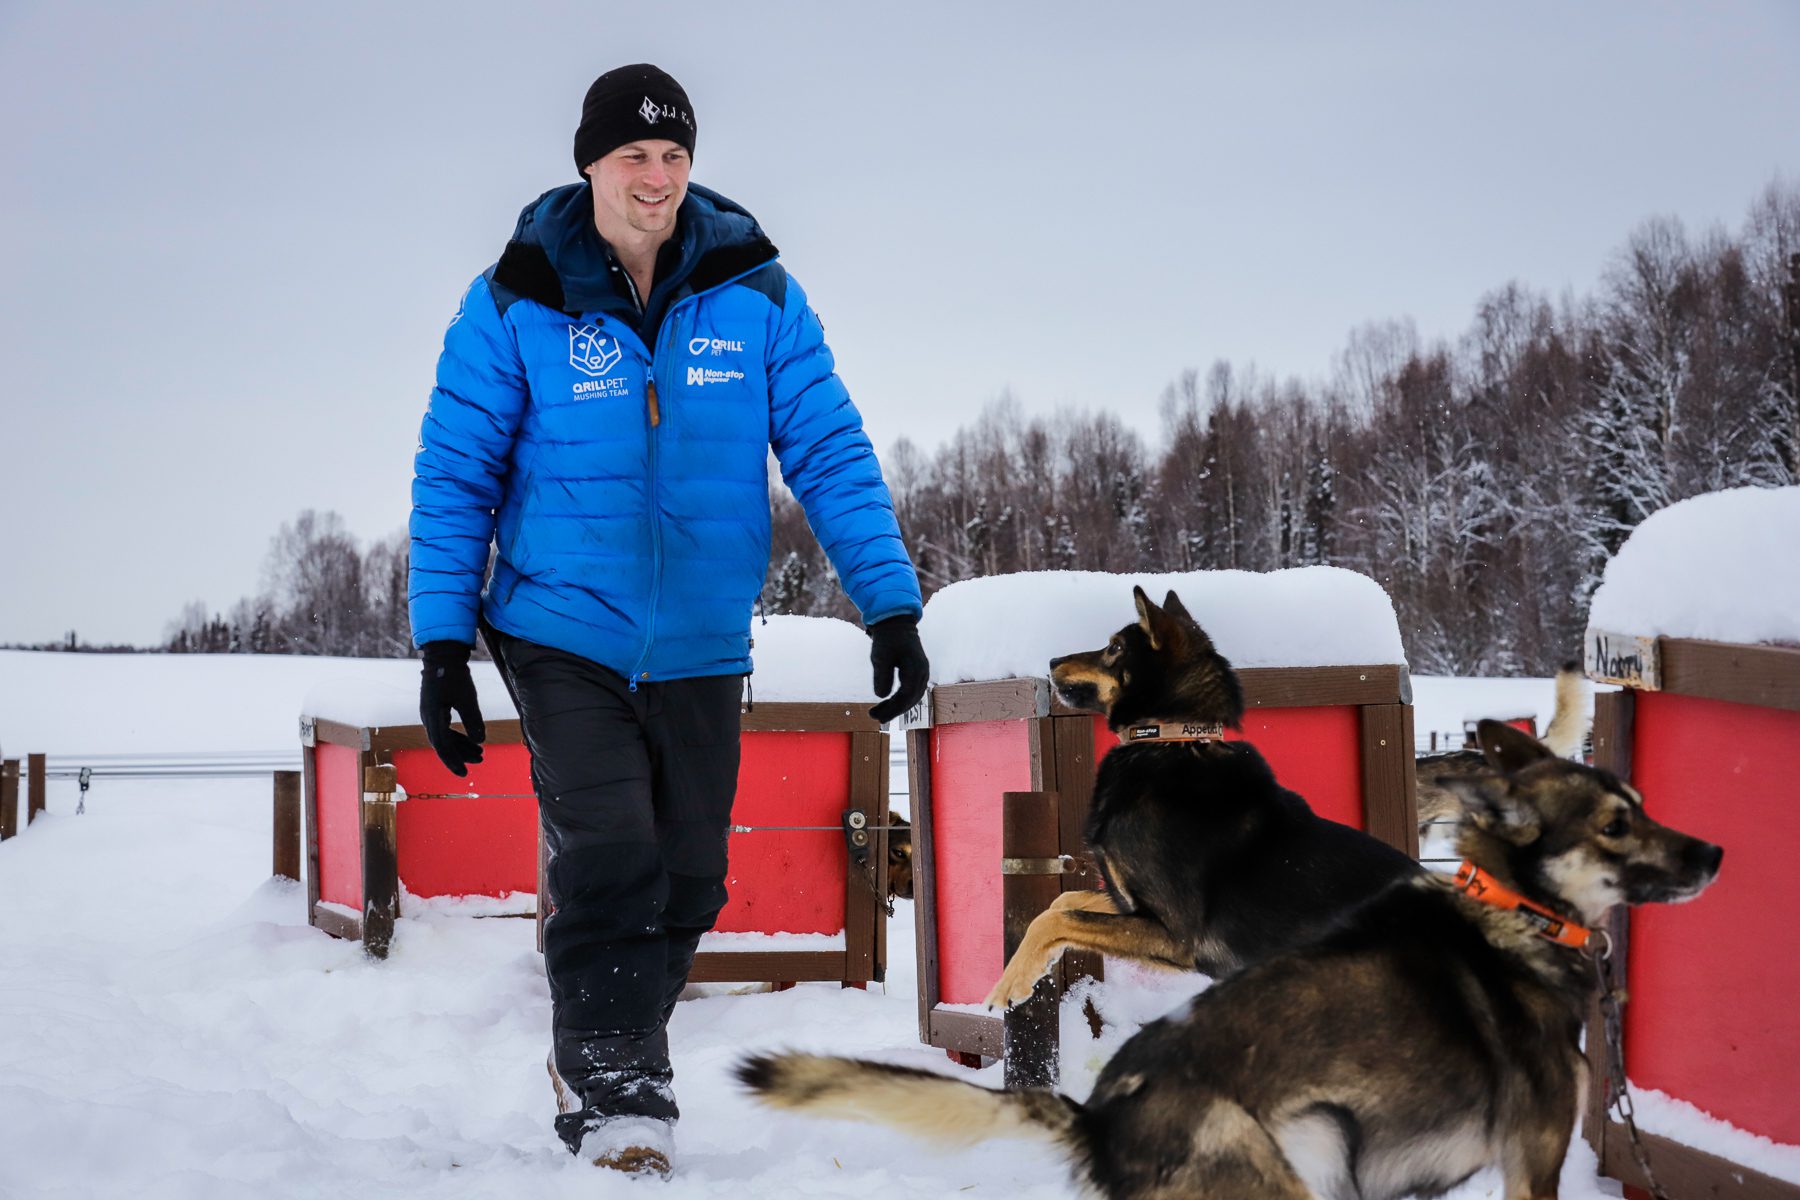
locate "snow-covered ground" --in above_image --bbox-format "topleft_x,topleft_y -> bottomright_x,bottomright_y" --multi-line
2,648 -> 1786,1196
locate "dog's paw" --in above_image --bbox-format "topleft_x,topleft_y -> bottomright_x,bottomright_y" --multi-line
984,964 -> 1046,1010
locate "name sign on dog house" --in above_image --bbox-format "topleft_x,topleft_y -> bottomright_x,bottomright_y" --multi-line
1584,628 -> 1661,691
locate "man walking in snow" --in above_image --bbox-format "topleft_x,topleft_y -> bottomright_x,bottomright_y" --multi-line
407,63 -> 928,1176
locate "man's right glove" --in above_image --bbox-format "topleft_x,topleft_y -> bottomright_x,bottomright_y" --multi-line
420,640 -> 486,777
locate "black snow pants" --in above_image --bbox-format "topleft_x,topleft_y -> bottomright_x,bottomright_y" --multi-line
483,623 -> 741,1151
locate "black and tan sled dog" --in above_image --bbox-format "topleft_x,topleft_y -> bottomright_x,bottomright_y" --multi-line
738,602 -> 1724,1200
1413,662 -> 1591,838
984,586 -> 1418,1008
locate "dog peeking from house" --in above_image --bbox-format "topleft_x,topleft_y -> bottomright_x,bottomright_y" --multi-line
886,812 -> 913,901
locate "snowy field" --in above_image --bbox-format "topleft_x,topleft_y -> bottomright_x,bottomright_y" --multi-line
3,647 -> 1784,1197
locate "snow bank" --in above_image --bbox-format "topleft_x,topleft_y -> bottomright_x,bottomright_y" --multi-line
1587,486 -> 1800,645
0,649 -> 426,755
921,567 -> 1406,684
0,615 -> 874,756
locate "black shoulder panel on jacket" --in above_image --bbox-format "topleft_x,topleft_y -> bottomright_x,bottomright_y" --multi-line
490,240 -> 567,316
687,236 -> 781,302
735,261 -> 788,309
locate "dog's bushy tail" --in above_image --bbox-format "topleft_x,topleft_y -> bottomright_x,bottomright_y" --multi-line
737,1052 -> 1086,1159
1541,662 -> 1591,758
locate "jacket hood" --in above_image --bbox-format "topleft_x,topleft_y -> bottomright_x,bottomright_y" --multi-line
498,182 -> 775,317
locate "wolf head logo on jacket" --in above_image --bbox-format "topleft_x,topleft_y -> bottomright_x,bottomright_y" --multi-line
569,324 -> 622,377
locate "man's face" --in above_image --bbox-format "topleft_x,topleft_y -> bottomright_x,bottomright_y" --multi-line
587,139 -> 691,240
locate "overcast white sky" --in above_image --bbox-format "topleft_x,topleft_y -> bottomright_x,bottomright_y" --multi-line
3,1 -> 1797,647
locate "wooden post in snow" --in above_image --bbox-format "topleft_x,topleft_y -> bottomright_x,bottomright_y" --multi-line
1001,789 -> 1062,1090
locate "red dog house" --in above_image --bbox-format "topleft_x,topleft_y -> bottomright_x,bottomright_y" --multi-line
1579,486 -> 1800,1200
1583,661 -> 1800,1197
905,569 -> 1417,1062
299,618 -> 892,986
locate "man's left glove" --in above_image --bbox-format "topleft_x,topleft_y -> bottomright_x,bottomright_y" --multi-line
868,615 -> 930,724
420,640 -> 486,777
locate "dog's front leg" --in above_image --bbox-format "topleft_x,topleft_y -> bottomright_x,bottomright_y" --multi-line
984,890 -> 1120,1010
985,891 -> 1193,1010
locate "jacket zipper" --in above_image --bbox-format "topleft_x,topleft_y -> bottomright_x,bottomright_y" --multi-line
623,258 -> 780,688
628,318 -> 675,690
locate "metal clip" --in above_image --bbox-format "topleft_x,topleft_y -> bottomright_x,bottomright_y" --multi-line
842,809 -> 871,866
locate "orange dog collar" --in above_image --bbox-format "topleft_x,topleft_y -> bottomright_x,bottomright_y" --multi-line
1452,861 -> 1593,950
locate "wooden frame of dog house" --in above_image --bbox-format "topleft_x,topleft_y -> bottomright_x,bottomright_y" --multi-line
1583,635 -> 1800,1200
906,664 -> 1419,1064
299,703 -> 892,987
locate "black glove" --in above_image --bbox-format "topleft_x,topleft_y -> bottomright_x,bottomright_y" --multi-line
868,615 -> 929,724
420,640 -> 486,776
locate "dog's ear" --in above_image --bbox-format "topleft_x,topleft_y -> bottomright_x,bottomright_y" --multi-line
1160,590 -> 1215,653
1444,774 -> 1542,846
1133,586 -> 1163,648
1475,719 -> 1556,775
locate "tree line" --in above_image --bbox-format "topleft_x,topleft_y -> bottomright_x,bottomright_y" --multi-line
52,179 -> 1791,673
775,181 -> 1800,674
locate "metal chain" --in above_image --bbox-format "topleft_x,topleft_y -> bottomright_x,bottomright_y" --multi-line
1589,933 -> 1670,1200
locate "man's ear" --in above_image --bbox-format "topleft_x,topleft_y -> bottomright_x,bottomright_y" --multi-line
1475,719 -> 1557,775
1444,774 -> 1542,846
1133,586 -> 1162,649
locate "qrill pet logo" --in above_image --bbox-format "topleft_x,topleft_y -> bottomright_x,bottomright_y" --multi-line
569,324 -> 622,377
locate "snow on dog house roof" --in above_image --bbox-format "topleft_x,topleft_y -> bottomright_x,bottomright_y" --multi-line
920,567 -> 1407,685
302,615 -> 873,727
1587,486 -> 1800,647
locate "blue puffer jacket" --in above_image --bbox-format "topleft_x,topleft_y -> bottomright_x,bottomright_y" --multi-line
409,182 -> 921,681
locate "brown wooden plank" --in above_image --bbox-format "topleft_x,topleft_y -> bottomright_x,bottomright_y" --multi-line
1002,790 -> 1063,1089
843,731 -> 885,984
927,1007 -> 1003,1059
1240,665 -> 1408,709
26,753 -> 45,824
687,951 -> 847,983
1050,714 -> 1105,989
1592,690 -> 1636,780
875,736 -> 890,984
1660,638 -> 1800,713
272,770 -> 302,881
302,744 -> 322,926
1602,1121 -> 1800,1200
1050,715 -> 1100,886
1584,689 -> 1636,1164
932,678 -> 1050,725
360,759 -> 399,960
907,727 -> 941,1042
0,759 -> 18,841
741,702 -> 881,733
368,719 -> 523,757
1027,715 -> 1056,792
1359,703 -> 1420,858
309,717 -> 371,750
312,904 -> 360,942
1046,664 -> 1409,714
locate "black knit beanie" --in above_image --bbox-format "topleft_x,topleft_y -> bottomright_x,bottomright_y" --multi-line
573,64 -> 696,177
